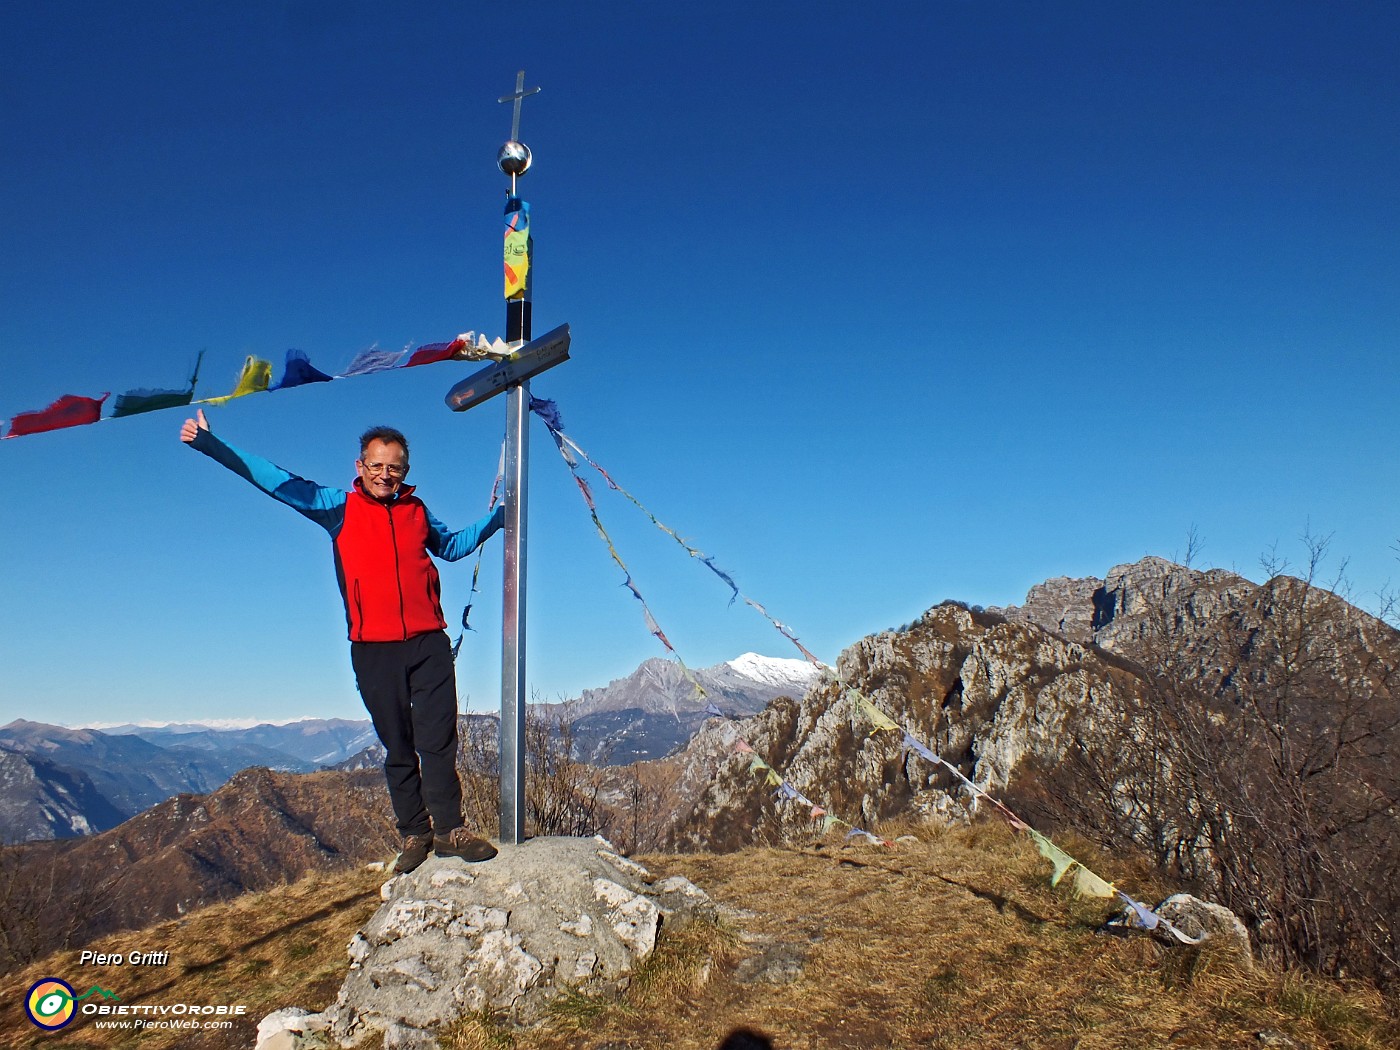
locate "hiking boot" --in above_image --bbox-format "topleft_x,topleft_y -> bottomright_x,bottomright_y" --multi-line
393,832 -> 434,874
434,826 -> 498,863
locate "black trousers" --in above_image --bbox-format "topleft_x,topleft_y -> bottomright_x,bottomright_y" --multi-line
350,630 -> 463,839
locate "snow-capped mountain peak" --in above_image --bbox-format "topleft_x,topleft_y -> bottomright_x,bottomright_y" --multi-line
723,652 -> 823,689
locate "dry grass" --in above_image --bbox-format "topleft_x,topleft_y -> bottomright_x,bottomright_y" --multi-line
0,864 -> 387,1050
4,828 -> 1397,1050
450,824 -> 1399,1050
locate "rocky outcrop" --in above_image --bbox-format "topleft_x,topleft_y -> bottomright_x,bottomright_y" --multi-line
657,557 -> 1400,853
996,556 -> 1400,700
664,602 -> 1146,851
1151,894 -> 1253,963
256,836 -> 717,1049
995,556 -> 1281,658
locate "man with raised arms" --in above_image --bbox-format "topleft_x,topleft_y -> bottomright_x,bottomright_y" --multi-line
181,409 -> 503,872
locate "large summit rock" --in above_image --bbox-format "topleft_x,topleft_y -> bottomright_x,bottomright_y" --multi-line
255,836 -> 715,1049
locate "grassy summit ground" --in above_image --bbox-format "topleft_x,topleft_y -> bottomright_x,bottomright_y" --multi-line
3,825 -> 1395,1050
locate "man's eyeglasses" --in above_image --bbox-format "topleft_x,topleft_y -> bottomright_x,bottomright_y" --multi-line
362,462 -> 408,478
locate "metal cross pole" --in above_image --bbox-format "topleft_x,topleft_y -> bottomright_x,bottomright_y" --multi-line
445,325 -> 569,842
442,71 -> 564,846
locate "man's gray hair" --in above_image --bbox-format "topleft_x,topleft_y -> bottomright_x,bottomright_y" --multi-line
359,426 -> 409,459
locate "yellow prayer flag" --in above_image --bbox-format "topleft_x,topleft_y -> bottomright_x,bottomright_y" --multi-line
202,356 -> 272,406
854,693 -> 900,735
1071,866 -> 1115,899
1030,830 -> 1076,886
764,770 -> 782,788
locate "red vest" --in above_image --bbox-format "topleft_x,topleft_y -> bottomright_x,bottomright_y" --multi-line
333,482 -> 446,642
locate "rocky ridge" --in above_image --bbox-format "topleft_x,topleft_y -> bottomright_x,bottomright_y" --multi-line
656,556 -> 1400,852
664,600 -> 1144,851
0,745 -> 126,843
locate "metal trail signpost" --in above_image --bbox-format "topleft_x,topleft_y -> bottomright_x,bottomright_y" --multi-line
444,71 -> 569,844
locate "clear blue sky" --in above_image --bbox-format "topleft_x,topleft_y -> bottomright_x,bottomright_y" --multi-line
3,1 -> 1397,727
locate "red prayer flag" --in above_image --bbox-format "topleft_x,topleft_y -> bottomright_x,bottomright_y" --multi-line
404,342 -> 458,368
5,393 -> 109,438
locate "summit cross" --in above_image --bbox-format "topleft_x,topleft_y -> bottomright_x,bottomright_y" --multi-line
498,70 -> 540,142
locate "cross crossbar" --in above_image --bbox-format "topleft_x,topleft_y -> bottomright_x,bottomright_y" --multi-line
498,70 -> 540,142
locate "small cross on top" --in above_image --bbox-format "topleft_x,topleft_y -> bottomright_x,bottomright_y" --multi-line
498,70 -> 541,143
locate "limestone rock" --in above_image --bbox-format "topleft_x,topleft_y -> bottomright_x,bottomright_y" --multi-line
259,836 -> 716,1048
733,939 -> 807,985
1153,893 -> 1253,964
254,1007 -> 330,1050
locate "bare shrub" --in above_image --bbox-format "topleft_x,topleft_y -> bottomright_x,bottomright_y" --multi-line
525,701 -> 606,838
605,760 -> 685,854
457,714 -> 501,833
0,844 -> 118,975
1037,535 -> 1400,988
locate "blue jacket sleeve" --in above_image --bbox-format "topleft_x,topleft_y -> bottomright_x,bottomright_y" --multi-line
426,504 -> 506,562
188,428 -> 347,534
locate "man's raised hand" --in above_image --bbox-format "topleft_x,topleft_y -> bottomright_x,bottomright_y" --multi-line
180,408 -> 210,444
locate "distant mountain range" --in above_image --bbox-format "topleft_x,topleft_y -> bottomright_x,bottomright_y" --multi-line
546,652 -> 821,765
0,654 -> 816,842
0,718 -> 376,843
98,717 -> 380,767
331,653 -> 821,772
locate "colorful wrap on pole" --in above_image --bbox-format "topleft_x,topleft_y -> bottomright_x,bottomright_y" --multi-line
504,197 -> 531,300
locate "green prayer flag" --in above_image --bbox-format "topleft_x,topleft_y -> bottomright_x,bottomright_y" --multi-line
111,388 -> 195,417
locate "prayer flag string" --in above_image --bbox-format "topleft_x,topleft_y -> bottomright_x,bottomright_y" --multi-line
532,398 -> 708,711
847,686 -> 1204,943
452,439 -> 506,659
712,711 -> 891,847
532,399 -> 889,844
3,332 -> 512,439
528,395 -> 1203,944
528,397 -> 825,666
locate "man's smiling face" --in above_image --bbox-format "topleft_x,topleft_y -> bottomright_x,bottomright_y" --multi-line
356,438 -> 409,500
